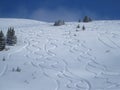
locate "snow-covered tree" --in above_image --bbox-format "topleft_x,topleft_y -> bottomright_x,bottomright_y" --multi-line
54,20 -> 65,26
0,31 -> 5,51
83,16 -> 92,22
6,27 -> 17,45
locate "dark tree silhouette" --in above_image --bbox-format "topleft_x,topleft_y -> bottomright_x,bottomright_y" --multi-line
82,25 -> 85,30
54,20 -> 65,26
83,16 -> 92,22
0,31 -> 5,51
77,24 -> 80,28
6,27 -> 17,46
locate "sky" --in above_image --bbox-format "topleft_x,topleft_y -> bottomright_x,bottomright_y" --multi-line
0,0 -> 120,22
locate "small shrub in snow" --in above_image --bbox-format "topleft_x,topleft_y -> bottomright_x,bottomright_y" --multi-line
76,29 -> 79,32
82,25 -> 85,30
16,67 -> 21,72
12,67 -> 21,72
24,80 -> 29,84
2,57 -> 5,61
77,24 -> 80,28
74,34 -> 77,36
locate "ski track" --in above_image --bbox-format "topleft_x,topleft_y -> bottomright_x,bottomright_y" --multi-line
98,32 -> 120,49
94,31 -> 120,89
0,27 -> 30,78
62,59 -> 92,90
63,29 -> 120,89
0,64 -> 8,77
1,20 -> 120,90
44,38 -> 57,57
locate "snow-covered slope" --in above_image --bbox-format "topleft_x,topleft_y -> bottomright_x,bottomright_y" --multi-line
0,18 -> 120,90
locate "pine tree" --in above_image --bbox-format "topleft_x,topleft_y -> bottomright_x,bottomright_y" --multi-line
0,31 -> 5,51
77,24 -> 80,28
6,27 -> 17,46
54,20 -> 65,26
16,67 -> 21,72
82,25 -> 85,30
83,16 -> 92,22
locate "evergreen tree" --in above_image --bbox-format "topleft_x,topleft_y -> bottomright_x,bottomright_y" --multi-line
83,16 -> 92,22
0,31 -> 5,51
6,27 -> 17,45
82,25 -> 85,30
54,20 -> 65,26
77,24 -> 80,28
16,67 -> 21,72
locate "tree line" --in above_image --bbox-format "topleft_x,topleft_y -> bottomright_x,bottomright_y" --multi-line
54,16 -> 92,26
0,27 -> 17,51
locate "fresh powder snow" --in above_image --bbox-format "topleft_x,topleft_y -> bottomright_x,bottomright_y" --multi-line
0,18 -> 120,90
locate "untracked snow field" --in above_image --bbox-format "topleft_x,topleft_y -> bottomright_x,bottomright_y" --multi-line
0,18 -> 120,90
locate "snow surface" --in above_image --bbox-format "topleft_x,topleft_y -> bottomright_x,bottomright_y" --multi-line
0,18 -> 120,90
